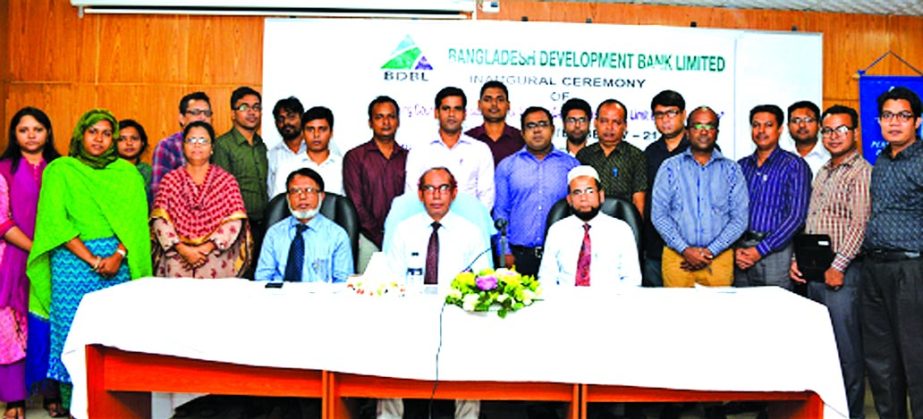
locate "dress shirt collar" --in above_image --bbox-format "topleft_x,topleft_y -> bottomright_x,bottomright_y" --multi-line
467,124 -> 520,140
358,139 -> 407,158
821,149 -> 861,171
287,213 -> 326,232
227,126 -> 264,147
744,145 -> 783,167
681,147 -> 726,167
430,134 -> 475,147
653,134 -> 689,154
273,140 -> 306,155
512,146 -> 570,161
879,137 -> 923,161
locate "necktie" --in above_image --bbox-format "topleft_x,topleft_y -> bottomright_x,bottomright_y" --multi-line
283,223 -> 308,282
424,221 -> 441,285
576,223 -> 591,286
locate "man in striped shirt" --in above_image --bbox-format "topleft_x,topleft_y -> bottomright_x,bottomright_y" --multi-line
735,104 -> 811,290
789,105 -> 870,419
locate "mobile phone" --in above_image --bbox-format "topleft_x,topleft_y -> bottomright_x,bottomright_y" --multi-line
265,282 -> 284,289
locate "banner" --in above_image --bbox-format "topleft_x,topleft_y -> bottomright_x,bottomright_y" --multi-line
858,75 -> 923,165
263,19 -> 821,160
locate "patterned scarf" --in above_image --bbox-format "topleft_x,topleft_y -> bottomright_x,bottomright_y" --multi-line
68,109 -> 119,170
151,164 -> 247,243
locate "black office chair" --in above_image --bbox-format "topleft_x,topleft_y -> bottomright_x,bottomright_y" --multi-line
263,192 -> 361,270
544,196 -> 644,260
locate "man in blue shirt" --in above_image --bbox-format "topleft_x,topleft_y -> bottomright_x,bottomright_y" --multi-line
255,167 -> 353,282
735,105 -> 811,290
652,106 -> 748,287
494,106 -> 579,275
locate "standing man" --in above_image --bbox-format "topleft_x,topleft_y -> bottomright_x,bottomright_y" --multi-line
540,165 -> 641,287
861,86 -> 923,419
343,96 -> 408,273
560,98 -> 593,157
735,104 -> 811,290
785,100 -> 830,177
405,86 -> 495,209
576,99 -> 647,216
465,81 -> 523,166
790,105 -> 870,419
494,106 -> 578,276
151,91 -> 212,197
266,96 -> 305,199
213,86 -> 269,256
652,106 -> 748,287
642,90 -> 690,287
272,106 -> 343,197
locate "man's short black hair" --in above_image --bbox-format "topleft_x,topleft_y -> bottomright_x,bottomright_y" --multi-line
877,86 -> 923,117
749,104 -> 784,125
179,91 -> 210,114
286,167 -> 325,193
118,119 -> 149,155
368,96 -> 400,120
272,97 -> 304,120
230,86 -> 261,109
435,86 -> 467,109
650,90 -> 685,112
302,106 -> 334,130
479,81 -> 509,99
787,100 -> 820,121
520,106 -> 553,129
561,98 -> 592,123
595,99 -> 627,118
821,105 -> 859,129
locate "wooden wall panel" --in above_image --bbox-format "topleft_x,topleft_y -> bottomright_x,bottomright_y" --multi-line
1,0 -> 9,137
8,0 -> 97,83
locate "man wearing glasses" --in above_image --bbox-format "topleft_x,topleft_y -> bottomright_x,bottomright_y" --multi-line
539,165 -> 641,287
560,97 -> 593,157
213,86 -> 270,257
789,105 -> 870,419
494,106 -> 578,276
861,86 -> 923,419
151,91 -> 213,197
651,106 -> 748,287
255,167 -> 353,282
785,100 -> 829,178
642,90 -> 690,287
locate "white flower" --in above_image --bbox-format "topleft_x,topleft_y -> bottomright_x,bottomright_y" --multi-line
522,289 -> 535,305
497,294 -> 509,303
462,293 -> 480,311
447,288 -> 463,300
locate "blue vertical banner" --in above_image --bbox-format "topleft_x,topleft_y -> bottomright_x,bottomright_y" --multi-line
859,75 -> 923,165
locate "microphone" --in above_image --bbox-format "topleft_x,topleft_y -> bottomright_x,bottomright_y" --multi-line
495,218 -> 508,236
494,218 -> 508,269
459,246 -> 494,275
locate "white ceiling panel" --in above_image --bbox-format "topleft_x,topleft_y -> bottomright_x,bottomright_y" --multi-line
560,0 -> 923,16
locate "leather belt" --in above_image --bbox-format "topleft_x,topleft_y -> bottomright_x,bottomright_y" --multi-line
864,249 -> 922,262
510,245 -> 543,258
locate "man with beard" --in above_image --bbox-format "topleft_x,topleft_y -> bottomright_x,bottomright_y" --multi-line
465,81 -> 523,166
267,96 -> 305,198
560,98 -> 593,156
785,100 -> 829,178
642,90 -> 690,287
539,165 -> 641,287
343,96 -> 408,273
652,106 -> 748,287
735,104 -> 811,290
404,86 -> 494,208
494,106 -> 578,276
255,167 -> 353,282
272,106 -> 344,196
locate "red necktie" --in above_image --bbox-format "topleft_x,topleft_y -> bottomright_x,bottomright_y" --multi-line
576,223 -> 591,286
424,222 -> 441,284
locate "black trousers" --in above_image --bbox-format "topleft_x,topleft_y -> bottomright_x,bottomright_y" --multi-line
861,256 -> 923,418
510,246 -> 542,277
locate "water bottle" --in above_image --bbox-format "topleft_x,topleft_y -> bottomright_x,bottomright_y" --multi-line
406,251 -> 424,294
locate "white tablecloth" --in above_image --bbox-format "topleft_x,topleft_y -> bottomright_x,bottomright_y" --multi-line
62,278 -> 848,418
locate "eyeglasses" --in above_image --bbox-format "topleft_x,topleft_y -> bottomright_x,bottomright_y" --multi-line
288,187 -> 319,196
688,123 -> 716,131
653,109 -> 680,119
420,184 -> 453,194
185,109 -> 213,117
565,117 -> 588,125
184,137 -> 211,145
820,125 -> 851,136
570,187 -> 597,196
235,103 -> 262,112
790,117 -> 816,125
879,111 -> 915,123
524,121 -> 551,130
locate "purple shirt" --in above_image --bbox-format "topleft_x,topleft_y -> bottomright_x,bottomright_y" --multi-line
465,124 -> 524,167
342,139 -> 408,248
150,131 -> 185,199
494,147 -> 579,249
738,147 -> 812,256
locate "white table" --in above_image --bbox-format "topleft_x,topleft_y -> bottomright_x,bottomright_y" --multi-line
61,277 -> 848,418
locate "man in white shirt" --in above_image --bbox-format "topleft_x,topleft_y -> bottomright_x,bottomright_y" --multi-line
266,96 -> 306,199
404,86 -> 495,209
272,106 -> 344,197
539,165 -> 642,287
784,100 -> 830,177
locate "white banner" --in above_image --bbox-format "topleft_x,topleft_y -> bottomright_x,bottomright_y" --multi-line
263,19 -> 821,160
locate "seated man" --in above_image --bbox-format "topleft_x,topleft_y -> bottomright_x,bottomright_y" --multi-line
539,165 -> 641,287
255,168 -> 353,282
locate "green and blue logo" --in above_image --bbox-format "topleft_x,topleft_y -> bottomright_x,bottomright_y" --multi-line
381,35 -> 433,70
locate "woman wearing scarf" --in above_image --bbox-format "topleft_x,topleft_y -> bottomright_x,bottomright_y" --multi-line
26,108 -> 151,410
151,121 -> 251,278
0,107 -> 63,419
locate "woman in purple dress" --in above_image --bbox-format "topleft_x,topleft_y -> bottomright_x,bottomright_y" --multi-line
0,107 -> 62,419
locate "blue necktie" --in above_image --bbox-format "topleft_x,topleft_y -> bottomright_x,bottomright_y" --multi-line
283,224 -> 308,282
